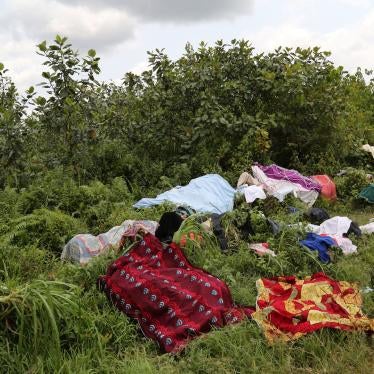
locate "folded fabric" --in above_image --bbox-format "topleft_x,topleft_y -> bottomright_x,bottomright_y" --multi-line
134,174 -> 236,214
98,234 -> 254,353
252,272 -> 374,343
61,220 -> 158,265
359,184 -> 374,204
249,243 -> 276,257
243,185 -> 267,203
300,233 -> 335,263
252,166 -> 319,206
257,163 -> 322,192
311,175 -> 337,200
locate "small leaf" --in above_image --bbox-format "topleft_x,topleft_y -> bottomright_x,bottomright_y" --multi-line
38,41 -> 47,52
87,49 -> 96,58
0,62 -> 4,71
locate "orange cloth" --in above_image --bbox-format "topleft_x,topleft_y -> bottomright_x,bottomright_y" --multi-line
179,232 -> 203,247
311,175 -> 337,200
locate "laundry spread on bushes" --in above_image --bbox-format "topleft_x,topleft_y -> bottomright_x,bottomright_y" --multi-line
257,164 -> 322,192
306,216 -> 359,255
61,220 -> 158,265
98,234 -> 254,353
134,174 -> 236,214
251,165 -> 319,205
60,164 -> 373,351
252,272 -> 374,343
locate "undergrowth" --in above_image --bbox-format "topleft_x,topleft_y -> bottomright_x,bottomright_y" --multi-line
0,174 -> 373,373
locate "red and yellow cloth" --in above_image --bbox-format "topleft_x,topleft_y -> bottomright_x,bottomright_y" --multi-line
252,272 -> 374,343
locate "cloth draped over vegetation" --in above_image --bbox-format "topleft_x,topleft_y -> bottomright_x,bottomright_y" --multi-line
252,272 -> 374,343
98,233 -> 254,353
0,35 -> 374,372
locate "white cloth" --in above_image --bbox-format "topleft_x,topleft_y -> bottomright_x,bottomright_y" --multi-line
249,243 -> 276,257
362,144 -> 374,158
329,235 -> 357,255
307,216 -> 352,236
360,222 -> 374,234
252,166 -> 318,206
243,185 -> 267,203
306,216 -> 357,255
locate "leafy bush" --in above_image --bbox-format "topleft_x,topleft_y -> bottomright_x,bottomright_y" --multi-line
335,168 -> 369,201
4,208 -> 86,252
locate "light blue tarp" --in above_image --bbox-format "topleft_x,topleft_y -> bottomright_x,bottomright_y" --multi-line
133,174 -> 236,214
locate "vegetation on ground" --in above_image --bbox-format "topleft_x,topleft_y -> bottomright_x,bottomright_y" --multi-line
0,36 -> 373,373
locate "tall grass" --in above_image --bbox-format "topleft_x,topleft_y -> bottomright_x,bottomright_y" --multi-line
0,179 -> 373,373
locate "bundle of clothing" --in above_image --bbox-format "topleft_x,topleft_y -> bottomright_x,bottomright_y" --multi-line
238,164 -> 325,206
301,216 -> 361,261
61,220 -> 158,265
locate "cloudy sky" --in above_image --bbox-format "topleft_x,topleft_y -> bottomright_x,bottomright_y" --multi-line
1,0 -> 373,92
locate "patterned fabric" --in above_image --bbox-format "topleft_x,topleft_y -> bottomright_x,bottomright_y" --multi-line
62,220 -> 158,265
98,234 -> 254,353
257,164 -> 322,192
252,272 -> 374,343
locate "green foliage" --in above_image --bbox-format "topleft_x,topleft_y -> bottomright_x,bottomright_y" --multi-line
335,168 -> 369,201
0,63 -> 35,187
3,208 -> 86,252
2,37 -> 373,189
0,36 -> 374,373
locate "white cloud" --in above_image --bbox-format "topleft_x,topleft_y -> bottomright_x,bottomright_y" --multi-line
53,0 -> 254,22
250,9 -> 374,72
1,0 -> 134,51
0,0 -> 373,94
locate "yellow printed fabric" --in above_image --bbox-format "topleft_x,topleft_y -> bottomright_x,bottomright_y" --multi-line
252,272 -> 374,343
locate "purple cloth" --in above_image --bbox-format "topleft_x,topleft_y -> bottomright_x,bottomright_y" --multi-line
258,164 -> 322,192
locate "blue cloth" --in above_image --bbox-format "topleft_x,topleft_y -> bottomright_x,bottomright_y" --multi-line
300,233 -> 335,263
133,174 -> 236,214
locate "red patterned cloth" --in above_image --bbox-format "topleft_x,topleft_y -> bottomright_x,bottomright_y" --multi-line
252,272 -> 374,343
98,234 -> 254,352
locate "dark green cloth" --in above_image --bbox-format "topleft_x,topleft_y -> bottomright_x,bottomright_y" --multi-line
359,184 -> 374,203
